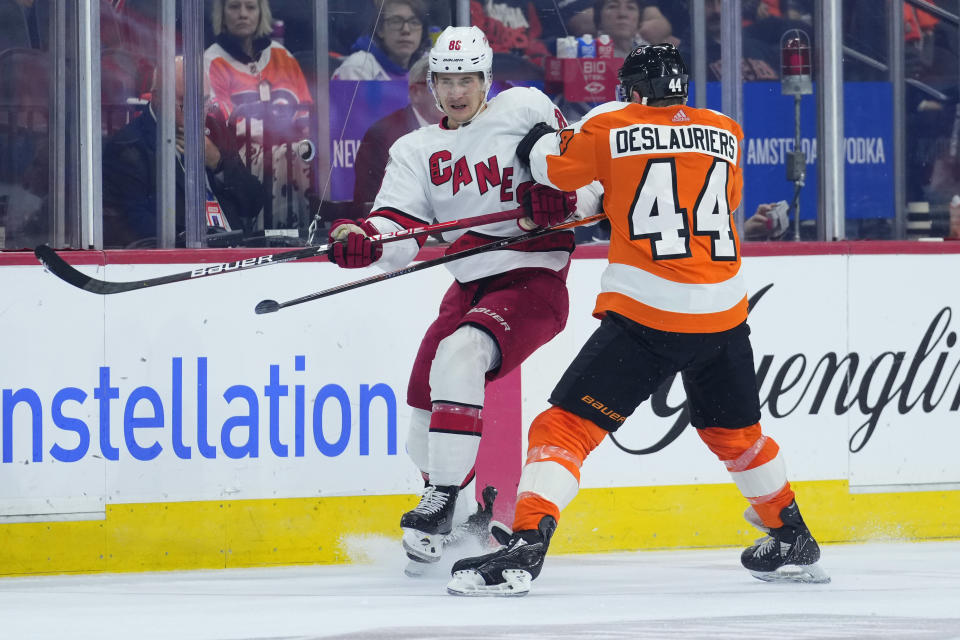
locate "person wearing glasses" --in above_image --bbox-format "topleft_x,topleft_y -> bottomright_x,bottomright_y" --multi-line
332,0 -> 431,81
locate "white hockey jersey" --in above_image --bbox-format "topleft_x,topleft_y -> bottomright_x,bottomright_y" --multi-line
366,87 -> 602,283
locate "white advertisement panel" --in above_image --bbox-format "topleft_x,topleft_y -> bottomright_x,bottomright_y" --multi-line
523,252 -> 960,493
523,255 -> 852,489
845,254 -> 960,491
1,250 -> 959,519
1,260 -> 456,514
1,265 -> 107,518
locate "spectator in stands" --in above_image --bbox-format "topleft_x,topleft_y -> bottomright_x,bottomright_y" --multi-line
205,0 -> 314,231
644,0 -> 688,46
741,0 -> 813,46
593,0 -> 677,58
742,201 -> 833,241
352,56 -> 441,212
904,2 -> 939,78
471,0 -> 552,66
742,0 -> 782,26
327,0 -> 451,58
550,1 -> 677,123
845,0 -> 957,219
328,0 -> 376,57
102,56 -> 265,248
331,0 -> 430,81
743,202 -> 791,241
538,0 -> 594,47
638,3 -> 677,47
783,0 -> 811,24
595,0 -> 643,57
704,0 -> 779,81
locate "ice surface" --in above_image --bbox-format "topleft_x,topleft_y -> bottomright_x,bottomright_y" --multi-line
2,540 -> 959,639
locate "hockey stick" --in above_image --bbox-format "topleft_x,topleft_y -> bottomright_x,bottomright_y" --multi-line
33,207 -> 525,295
254,213 -> 607,314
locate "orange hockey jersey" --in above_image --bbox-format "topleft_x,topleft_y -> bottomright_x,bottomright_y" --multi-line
204,41 -> 312,124
528,101 -> 748,334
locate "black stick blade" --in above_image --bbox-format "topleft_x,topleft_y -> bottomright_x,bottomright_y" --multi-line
34,245 -> 97,292
255,299 -> 281,315
35,244 -> 151,294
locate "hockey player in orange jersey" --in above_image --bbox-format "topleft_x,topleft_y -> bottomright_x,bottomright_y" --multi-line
446,43 -> 829,597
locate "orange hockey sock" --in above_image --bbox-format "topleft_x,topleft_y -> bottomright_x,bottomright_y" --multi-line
698,424 -> 796,528
513,407 -> 607,531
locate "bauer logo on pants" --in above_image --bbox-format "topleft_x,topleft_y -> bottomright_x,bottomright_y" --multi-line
581,395 -> 627,424
468,307 -> 511,331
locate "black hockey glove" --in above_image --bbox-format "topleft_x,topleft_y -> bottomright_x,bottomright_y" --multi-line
516,122 -> 557,168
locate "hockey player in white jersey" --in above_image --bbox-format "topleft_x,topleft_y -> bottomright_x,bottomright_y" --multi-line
327,25 -> 602,574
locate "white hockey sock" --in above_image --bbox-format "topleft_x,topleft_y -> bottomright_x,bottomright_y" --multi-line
453,474 -> 478,525
425,325 -> 499,486
428,325 -> 499,407
426,402 -> 482,486
404,407 -> 432,475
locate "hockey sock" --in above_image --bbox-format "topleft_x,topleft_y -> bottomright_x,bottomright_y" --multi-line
426,402 -> 483,486
513,407 -> 607,531
423,326 -> 498,486
698,424 -> 796,528
452,469 -> 479,523
405,407 -> 432,480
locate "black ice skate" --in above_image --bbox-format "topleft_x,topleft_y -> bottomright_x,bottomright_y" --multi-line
400,484 -> 459,564
444,485 -> 498,551
741,501 -> 830,584
446,515 -> 556,597
404,486 -> 499,578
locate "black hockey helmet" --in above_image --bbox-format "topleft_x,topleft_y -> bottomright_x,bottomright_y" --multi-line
617,43 -> 689,104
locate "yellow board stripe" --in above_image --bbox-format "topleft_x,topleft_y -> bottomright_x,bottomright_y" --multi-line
552,480 -> 960,553
2,480 -> 958,576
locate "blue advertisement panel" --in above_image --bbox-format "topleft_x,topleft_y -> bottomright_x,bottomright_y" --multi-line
328,79 -> 410,202
329,80 -> 543,202
706,81 -> 893,223
329,81 -> 893,227
328,81 -> 543,202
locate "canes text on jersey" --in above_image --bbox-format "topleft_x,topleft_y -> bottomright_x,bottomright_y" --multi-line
429,152 -> 518,200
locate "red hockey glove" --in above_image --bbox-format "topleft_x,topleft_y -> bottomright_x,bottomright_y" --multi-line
327,218 -> 383,268
521,184 -> 577,229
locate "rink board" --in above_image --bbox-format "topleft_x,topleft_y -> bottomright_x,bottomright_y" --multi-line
1,243 -> 959,575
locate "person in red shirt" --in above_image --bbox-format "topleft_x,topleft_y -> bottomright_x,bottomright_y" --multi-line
470,0 -> 551,65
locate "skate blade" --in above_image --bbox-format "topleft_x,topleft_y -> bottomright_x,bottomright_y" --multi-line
749,562 -> 831,584
446,569 -> 531,597
403,558 -> 444,578
401,528 -> 443,563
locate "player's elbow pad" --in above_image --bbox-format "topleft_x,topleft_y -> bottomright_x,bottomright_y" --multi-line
516,122 -> 557,168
